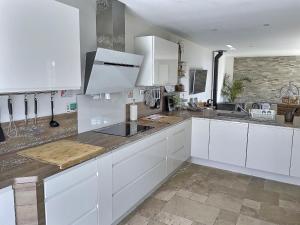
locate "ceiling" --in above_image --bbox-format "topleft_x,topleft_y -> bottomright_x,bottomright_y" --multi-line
119,0 -> 300,55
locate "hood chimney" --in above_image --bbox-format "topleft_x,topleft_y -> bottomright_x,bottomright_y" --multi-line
96,0 -> 125,52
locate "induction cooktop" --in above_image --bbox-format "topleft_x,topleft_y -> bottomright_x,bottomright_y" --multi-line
93,122 -> 154,137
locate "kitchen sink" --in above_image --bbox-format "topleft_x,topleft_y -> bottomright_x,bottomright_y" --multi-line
216,111 -> 250,119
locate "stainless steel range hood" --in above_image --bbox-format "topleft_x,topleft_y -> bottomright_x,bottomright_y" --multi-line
84,48 -> 143,94
84,0 -> 143,95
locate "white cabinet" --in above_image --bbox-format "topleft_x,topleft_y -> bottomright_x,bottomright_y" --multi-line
191,118 -> 210,159
167,120 -> 192,175
98,155 -> 113,225
0,186 -> 16,225
135,36 -> 178,86
291,129 -> 300,177
112,131 -> 168,222
0,0 -> 81,93
247,124 -> 293,175
44,159 -> 98,225
209,120 -> 248,167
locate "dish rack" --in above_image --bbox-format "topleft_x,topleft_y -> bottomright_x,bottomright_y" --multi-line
250,109 -> 276,121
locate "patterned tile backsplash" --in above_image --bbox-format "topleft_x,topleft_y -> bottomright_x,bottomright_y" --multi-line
233,56 -> 300,103
0,113 -> 77,156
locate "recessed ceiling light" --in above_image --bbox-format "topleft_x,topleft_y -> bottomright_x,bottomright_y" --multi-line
211,28 -> 218,32
226,44 -> 233,48
263,24 -> 270,27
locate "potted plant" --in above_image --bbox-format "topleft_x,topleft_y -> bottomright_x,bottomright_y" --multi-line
220,74 -> 251,110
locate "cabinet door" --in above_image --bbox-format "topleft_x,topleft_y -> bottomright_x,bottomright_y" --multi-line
0,0 -> 81,93
247,124 -> 293,175
0,186 -> 16,225
209,120 -> 248,167
167,121 -> 190,175
98,155 -> 113,225
291,129 -> 300,177
153,37 -> 178,86
191,118 -> 210,159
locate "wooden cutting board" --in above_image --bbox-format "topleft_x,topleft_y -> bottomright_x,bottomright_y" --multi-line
18,140 -> 105,169
141,115 -> 182,124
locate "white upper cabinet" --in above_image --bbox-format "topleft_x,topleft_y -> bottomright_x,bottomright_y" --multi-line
135,36 -> 178,86
209,120 -> 248,167
191,118 -> 210,159
0,0 -> 81,93
290,129 -> 300,178
246,124 -> 293,176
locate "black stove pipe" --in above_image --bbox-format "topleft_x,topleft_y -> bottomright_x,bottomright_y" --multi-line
212,50 -> 224,109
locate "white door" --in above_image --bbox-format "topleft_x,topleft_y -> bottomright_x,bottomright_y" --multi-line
246,124 -> 293,175
209,120 -> 248,167
0,186 -> 16,225
191,118 -> 210,159
290,129 -> 300,177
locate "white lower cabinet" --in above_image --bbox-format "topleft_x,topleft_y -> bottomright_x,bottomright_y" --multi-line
291,129 -> 300,178
0,186 -> 16,225
112,131 -> 168,222
167,120 -> 192,175
191,118 -> 210,159
209,120 -> 248,167
246,124 -> 293,175
44,159 -> 99,225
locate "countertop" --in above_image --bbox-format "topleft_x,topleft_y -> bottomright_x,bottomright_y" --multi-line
0,110 -> 299,189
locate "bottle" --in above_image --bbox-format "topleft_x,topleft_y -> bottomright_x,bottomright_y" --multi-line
130,99 -> 138,121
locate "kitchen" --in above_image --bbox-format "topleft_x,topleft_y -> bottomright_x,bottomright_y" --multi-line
0,0 -> 300,225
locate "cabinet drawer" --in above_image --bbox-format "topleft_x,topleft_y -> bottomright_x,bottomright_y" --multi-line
113,138 -> 167,193
0,186 -> 15,225
112,131 -> 168,165
44,159 -> 97,199
167,144 -> 187,175
113,160 -> 166,221
45,175 -> 98,225
291,129 -> 300,177
72,208 -> 98,225
168,122 -> 186,155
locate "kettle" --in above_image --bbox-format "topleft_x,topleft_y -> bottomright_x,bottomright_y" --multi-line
285,108 -> 298,123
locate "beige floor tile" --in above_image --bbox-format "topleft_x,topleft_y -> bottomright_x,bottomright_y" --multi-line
154,211 -> 193,225
279,199 -> 300,212
154,189 -> 177,201
176,189 -> 208,203
245,188 -> 279,205
162,195 -> 219,225
217,209 -> 239,223
264,181 -> 300,197
259,203 -> 300,225
237,215 -> 277,225
147,220 -> 167,225
137,197 -> 166,219
243,199 -> 261,210
240,205 -> 260,218
206,193 -> 242,213
124,214 -> 149,225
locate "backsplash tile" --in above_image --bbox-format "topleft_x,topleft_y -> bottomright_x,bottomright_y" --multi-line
0,113 -> 77,156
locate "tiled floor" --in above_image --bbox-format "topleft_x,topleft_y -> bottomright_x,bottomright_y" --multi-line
119,163 -> 300,225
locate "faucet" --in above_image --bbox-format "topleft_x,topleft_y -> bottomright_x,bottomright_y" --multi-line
236,104 -> 250,115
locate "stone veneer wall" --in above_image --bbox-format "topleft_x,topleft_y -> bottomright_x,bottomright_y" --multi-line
233,56 -> 300,103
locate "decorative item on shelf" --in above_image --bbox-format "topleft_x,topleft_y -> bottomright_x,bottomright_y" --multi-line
221,74 -> 251,103
178,61 -> 187,77
277,82 -> 300,104
175,83 -> 185,92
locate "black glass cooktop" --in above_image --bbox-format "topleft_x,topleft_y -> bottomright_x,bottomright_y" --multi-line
94,122 -> 154,137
